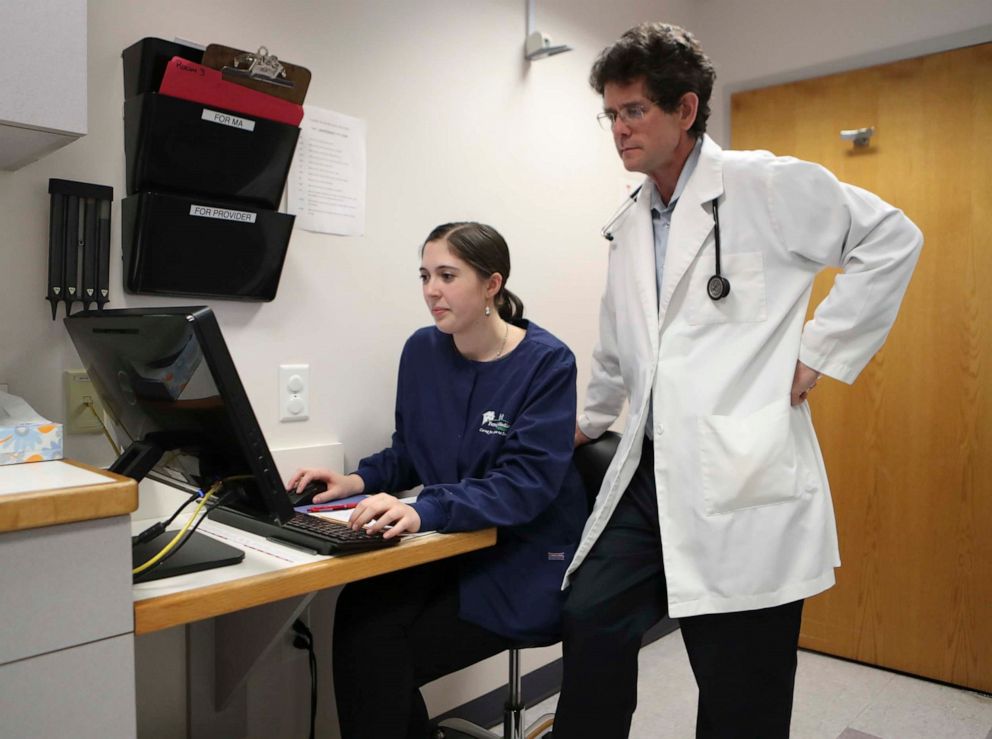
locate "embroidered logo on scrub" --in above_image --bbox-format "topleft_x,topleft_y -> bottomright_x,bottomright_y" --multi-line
479,410 -> 512,436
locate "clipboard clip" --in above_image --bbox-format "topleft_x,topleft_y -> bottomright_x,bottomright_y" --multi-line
225,46 -> 294,89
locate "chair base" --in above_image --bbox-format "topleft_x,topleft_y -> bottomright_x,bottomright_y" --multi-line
434,712 -> 554,739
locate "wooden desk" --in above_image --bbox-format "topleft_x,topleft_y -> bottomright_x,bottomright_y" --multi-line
129,489 -> 497,737
134,527 -> 496,634
0,458 -> 136,531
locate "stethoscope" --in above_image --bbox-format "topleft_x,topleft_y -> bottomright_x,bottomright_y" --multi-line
601,187 -> 730,301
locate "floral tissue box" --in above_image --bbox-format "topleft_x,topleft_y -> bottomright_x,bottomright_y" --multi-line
0,391 -> 63,465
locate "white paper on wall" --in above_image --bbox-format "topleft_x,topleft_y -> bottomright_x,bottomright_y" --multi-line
287,106 -> 367,237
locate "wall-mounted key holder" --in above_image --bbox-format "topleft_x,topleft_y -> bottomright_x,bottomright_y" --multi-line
47,179 -> 114,319
124,92 -> 299,208
121,192 -> 294,302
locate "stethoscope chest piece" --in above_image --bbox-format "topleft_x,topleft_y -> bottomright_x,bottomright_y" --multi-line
707,274 -> 730,301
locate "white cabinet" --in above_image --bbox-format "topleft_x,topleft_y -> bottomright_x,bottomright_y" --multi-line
0,461 -> 138,738
0,0 -> 87,170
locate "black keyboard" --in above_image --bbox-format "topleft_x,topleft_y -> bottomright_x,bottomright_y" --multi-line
208,506 -> 402,555
282,513 -> 399,554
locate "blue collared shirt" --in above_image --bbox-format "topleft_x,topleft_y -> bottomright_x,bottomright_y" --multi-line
649,136 -> 703,304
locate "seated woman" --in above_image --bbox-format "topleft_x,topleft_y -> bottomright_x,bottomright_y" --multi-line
288,221 -> 587,739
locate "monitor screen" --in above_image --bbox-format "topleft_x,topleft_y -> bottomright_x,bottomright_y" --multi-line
64,306 -> 293,525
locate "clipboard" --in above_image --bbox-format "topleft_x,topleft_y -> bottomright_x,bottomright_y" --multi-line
159,57 -> 304,127
202,44 -> 310,105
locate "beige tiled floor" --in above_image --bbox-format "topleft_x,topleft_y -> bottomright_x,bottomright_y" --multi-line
519,631 -> 992,739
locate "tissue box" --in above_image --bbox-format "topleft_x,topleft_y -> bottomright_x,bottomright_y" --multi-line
0,391 -> 63,465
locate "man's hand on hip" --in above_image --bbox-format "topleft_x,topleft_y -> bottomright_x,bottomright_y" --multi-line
791,360 -> 822,406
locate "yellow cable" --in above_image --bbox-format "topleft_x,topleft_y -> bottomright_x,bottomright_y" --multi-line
132,481 -> 222,575
131,475 -> 254,577
82,399 -> 121,456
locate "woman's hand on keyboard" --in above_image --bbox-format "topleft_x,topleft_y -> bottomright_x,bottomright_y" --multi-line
349,493 -> 421,539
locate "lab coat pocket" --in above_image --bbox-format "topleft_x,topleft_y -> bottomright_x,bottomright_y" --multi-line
698,400 -> 806,515
686,251 -> 767,325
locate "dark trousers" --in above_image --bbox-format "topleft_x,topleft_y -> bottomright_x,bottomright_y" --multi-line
554,438 -> 804,739
333,558 -> 514,739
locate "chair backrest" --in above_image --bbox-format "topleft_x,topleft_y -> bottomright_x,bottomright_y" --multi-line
572,431 -> 621,512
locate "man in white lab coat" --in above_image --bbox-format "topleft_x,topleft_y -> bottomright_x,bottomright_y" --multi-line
553,22 -> 922,739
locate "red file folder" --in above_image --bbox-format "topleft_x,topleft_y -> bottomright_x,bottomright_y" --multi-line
159,56 -> 304,127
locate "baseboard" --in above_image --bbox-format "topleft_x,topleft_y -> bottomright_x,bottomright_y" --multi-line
431,617 -> 679,731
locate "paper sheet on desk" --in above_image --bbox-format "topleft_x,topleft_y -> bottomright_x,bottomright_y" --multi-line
196,518 -> 324,565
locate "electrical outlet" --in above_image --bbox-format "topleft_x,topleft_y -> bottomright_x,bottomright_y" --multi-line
279,364 -> 309,422
64,370 -> 106,434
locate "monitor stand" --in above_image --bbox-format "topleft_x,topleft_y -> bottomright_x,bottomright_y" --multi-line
110,440 -> 246,582
132,529 -> 245,582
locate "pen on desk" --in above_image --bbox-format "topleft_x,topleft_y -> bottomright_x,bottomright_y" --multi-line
308,503 -> 359,512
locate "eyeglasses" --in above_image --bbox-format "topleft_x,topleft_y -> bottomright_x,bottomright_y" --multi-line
597,102 -> 654,130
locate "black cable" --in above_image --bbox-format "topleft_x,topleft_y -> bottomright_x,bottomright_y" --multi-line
132,489 -> 235,583
131,491 -> 201,548
292,618 -> 317,739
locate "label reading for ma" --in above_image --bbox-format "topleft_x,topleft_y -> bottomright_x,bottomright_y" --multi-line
201,108 -> 256,132
189,205 -> 257,223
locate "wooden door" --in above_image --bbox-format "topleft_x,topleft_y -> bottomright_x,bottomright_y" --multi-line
731,43 -> 992,693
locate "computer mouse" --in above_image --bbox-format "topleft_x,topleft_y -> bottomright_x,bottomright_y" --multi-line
287,479 -> 328,507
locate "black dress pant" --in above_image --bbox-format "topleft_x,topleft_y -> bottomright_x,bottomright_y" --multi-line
554,437 -> 804,739
333,557 -> 514,739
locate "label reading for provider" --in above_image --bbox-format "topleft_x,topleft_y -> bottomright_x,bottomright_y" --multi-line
189,205 -> 257,223
201,108 -> 256,132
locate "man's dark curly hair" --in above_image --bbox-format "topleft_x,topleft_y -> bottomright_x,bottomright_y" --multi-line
590,22 -> 716,138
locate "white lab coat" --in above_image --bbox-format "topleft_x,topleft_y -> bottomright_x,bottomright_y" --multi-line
567,135 -> 922,618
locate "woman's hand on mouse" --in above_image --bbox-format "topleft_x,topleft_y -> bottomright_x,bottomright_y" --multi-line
348,493 -> 421,539
286,468 -> 365,504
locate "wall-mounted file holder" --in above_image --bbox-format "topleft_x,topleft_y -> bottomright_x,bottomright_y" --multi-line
122,37 -> 203,98
124,92 -> 299,208
121,36 -> 303,302
121,192 -> 294,302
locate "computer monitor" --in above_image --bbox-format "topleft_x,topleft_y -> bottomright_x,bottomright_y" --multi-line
64,305 -> 294,578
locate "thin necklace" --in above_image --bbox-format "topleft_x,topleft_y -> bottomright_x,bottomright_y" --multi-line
494,321 -> 509,359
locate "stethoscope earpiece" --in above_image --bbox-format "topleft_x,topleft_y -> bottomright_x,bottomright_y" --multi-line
601,185 -> 643,241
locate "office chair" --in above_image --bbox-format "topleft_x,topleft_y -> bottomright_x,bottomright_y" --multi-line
434,432 -> 622,739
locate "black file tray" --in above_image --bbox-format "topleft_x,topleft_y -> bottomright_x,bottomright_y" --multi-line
122,37 -> 204,99
124,92 -> 300,209
121,192 -> 294,302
